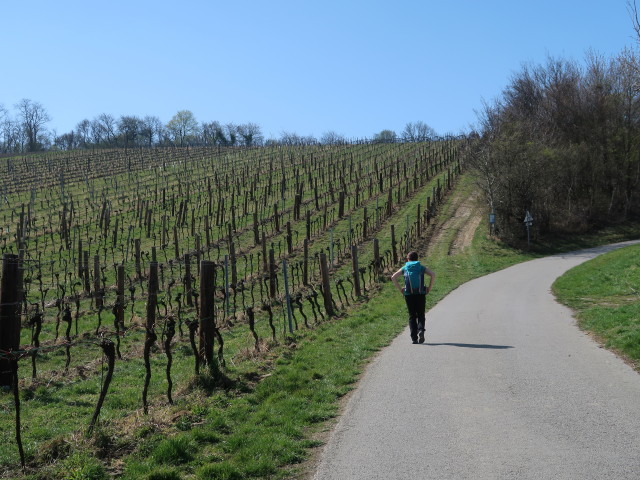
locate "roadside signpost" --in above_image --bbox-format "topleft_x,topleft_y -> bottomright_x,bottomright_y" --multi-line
524,210 -> 533,246
489,210 -> 496,236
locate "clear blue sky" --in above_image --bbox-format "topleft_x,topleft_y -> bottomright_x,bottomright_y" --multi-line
1,0 -> 636,140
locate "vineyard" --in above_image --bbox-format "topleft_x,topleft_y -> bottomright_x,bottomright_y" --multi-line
0,139 -> 468,476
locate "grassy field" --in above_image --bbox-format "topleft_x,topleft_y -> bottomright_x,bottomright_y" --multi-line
553,243 -> 640,371
1,168 -> 639,480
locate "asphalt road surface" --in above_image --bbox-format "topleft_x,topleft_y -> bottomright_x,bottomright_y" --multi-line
312,242 -> 640,480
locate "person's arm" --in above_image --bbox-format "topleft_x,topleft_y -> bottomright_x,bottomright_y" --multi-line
390,268 -> 405,294
424,267 -> 436,293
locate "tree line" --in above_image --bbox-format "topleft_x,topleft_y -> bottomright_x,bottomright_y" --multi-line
469,47 -> 640,242
0,100 -> 438,153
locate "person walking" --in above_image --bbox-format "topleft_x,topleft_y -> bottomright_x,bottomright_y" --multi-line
391,251 -> 435,344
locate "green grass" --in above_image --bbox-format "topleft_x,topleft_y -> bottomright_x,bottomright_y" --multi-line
553,244 -> 640,370
2,172 -> 639,480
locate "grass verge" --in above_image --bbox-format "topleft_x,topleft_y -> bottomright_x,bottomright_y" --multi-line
552,243 -> 640,371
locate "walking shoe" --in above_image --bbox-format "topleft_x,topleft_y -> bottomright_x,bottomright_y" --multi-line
418,331 -> 425,344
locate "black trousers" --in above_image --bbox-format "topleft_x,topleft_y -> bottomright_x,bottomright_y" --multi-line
404,294 -> 426,340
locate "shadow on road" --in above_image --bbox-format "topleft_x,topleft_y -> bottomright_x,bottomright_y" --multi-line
423,343 -> 513,349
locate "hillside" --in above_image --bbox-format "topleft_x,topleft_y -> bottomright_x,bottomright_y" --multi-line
0,141 -> 469,479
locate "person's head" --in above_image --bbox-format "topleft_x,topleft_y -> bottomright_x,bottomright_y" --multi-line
406,251 -> 419,261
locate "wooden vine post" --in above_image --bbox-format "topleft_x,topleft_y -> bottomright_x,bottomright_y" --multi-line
351,245 -> 362,297
116,265 -> 125,327
373,238 -> 381,278
0,254 -> 21,387
269,249 -> 277,299
303,238 -> 309,285
87,339 -> 115,435
253,212 -> 260,245
184,253 -> 193,307
83,251 -> 90,293
0,255 -> 24,466
199,260 -> 220,378
142,262 -> 158,415
134,239 -> 142,279
93,255 -> 103,309
318,252 -> 334,317
391,225 -> 398,265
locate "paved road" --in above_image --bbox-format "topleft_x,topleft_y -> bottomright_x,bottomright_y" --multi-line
313,242 -> 640,480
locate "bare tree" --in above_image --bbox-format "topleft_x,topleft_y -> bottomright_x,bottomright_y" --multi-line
90,118 -> 104,145
96,113 -> 117,145
401,121 -> 437,142
166,110 -> 198,146
0,104 -> 8,152
237,122 -> 263,146
628,0 -> 640,43
373,129 -> 396,143
140,115 -> 163,147
201,121 -> 219,145
279,131 -> 317,145
471,52 -> 640,241
1,116 -> 21,153
15,98 -> 50,151
225,123 -> 238,146
201,120 -> 237,146
320,130 -> 346,145
75,119 -> 91,148
54,131 -> 79,151
118,115 -> 143,149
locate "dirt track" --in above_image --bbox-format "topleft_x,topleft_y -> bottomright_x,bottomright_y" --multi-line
427,189 -> 483,256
